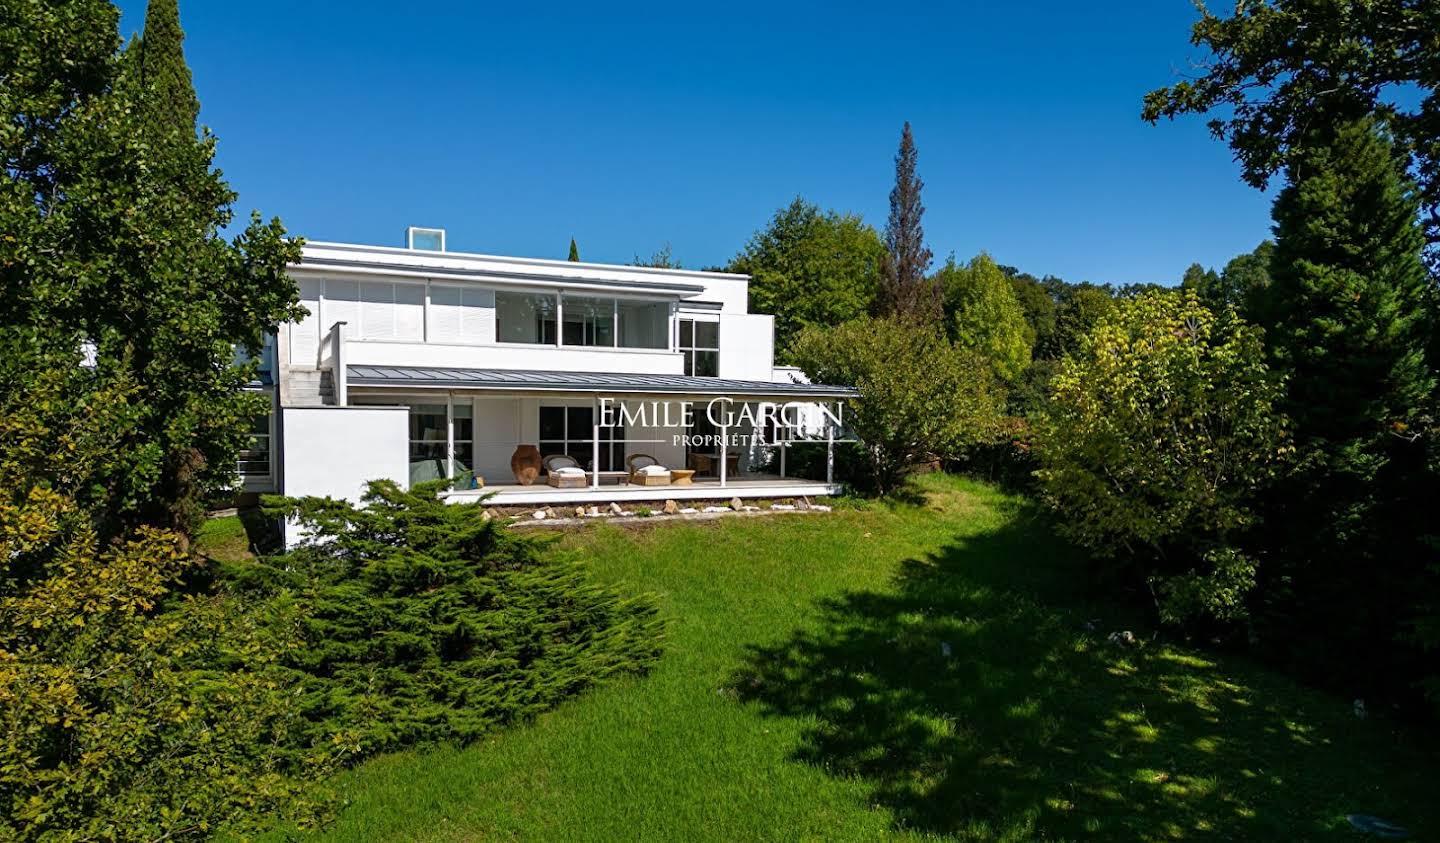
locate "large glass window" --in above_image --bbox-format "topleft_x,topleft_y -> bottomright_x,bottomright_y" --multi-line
561,295 -> 615,347
406,403 -> 476,486
538,405 -> 623,471
679,319 -> 719,377
408,404 -> 449,483
618,300 -> 669,349
238,413 -> 271,477
496,291 -> 557,344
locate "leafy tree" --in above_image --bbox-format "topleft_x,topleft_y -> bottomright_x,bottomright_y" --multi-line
1035,291 -> 1289,626
1048,283 -> 1114,360
242,481 -> 665,757
1180,261 -> 1220,298
1221,241 -> 1275,313
0,0 -> 304,538
568,237 -> 580,262
878,122 -> 939,321
728,197 -> 885,359
790,317 -> 1004,494
1142,0 -> 1440,266
937,252 -> 1033,381
1250,117 -> 1436,692
1001,265 -> 1060,356
632,243 -> 681,268
0,337 -> 332,840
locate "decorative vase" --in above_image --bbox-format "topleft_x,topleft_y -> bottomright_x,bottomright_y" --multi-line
511,444 -> 542,486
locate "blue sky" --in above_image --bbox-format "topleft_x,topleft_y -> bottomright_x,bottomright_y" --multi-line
114,1 -> 1272,285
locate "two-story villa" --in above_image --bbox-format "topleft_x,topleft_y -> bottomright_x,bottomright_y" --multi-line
246,228 -> 852,536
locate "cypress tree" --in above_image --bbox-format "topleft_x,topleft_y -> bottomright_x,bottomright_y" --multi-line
131,0 -> 199,139
1254,117 -> 1436,698
568,237 -> 580,262
878,122 -> 938,322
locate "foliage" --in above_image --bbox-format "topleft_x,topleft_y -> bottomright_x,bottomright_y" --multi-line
938,252 -> 1033,382
568,237 -> 580,262
0,341 -> 329,841
1035,291 -> 1289,625
790,317 -> 1004,494
728,197 -> 885,360
631,243 -> 681,268
1142,0 -> 1440,266
0,0 -> 304,537
877,122 -> 939,321
241,480 -> 664,758
1249,117 -> 1437,703
1001,265 -> 1060,356
1047,282 -> 1114,360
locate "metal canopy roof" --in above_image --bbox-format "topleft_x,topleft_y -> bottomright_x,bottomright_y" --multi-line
346,365 -> 857,398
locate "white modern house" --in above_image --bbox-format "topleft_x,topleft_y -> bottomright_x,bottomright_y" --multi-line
242,228 -> 853,535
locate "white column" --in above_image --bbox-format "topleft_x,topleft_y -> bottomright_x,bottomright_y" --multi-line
592,423 -> 601,488
446,392 -> 455,479
779,430 -> 787,479
825,407 -> 834,485
720,418 -> 728,487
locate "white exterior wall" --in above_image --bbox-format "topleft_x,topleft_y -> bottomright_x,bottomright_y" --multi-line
718,314 -> 775,381
279,405 -> 409,546
345,341 -> 684,375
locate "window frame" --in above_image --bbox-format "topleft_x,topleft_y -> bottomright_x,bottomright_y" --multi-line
679,317 -> 720,377
537,404 -> 625,472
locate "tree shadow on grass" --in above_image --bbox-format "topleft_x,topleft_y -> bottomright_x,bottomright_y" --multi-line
731,502 -> 1436,841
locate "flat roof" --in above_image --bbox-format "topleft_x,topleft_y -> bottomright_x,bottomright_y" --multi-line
346,365 -> 857,399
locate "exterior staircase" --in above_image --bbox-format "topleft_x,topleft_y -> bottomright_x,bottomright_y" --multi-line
280,368 -> 334,407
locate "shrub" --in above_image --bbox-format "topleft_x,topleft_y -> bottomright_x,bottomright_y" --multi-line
243,481 -> 664,758
0,345 -> 330,841
790,317 -> 1005,494
1034,291 -> 1289,626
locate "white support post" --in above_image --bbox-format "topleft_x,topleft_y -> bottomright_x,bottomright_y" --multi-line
719,419 -> 729,487
445,392 -> 455,479
779,432 -> 787,479
592,423 -> 600,488
825,408 -> 835,485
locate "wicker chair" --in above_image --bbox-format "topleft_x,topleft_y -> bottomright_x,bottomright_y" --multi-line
626,453 -> 671,486
544,454 -> 586,488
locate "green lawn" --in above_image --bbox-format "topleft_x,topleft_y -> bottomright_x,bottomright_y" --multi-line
251,475 -> 1437,841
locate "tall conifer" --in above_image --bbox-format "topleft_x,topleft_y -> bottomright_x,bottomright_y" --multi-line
878,122 -> 938,321
1255,117 -> 1436,694
568,237 -> 580,262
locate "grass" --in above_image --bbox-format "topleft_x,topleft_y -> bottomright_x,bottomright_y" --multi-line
252,475 -> 1437,841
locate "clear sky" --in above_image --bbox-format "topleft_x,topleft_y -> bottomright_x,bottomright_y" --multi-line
114,1 -> 1273,286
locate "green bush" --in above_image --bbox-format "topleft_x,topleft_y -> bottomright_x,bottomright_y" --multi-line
0,345 -> 330,841
1034,291 -> 1290,626
790,317 -> 1005,494
242,481 -> 665,758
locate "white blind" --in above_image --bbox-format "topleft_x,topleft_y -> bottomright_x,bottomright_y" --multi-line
394,283 -> 424,340
428,285 -> 493,343
359,281 -> 395,339
290,277 -> 324,364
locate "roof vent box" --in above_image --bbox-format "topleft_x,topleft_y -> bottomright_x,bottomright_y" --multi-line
406,227 -> 446,252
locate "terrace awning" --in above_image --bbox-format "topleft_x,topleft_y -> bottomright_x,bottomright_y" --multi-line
345,365 -> 857,399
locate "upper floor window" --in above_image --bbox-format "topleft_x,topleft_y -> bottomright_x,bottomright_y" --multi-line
498,291 -> 669,350
496,291 -> 558,344
679,318 -> 719,376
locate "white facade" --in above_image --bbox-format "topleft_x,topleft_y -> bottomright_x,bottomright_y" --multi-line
249,236 -> 851,535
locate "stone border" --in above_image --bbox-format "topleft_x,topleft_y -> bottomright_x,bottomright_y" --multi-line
496,496 -> 835,529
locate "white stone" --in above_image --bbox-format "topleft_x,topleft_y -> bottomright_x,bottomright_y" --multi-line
532,510 -> 547,520
771,504 -> 796,511
702,506 -> 729,513
811,504 -> 832,512
679,507 -> 699,514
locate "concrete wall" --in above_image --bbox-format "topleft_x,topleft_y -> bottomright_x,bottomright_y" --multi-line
280,405 -> 408,546
718,313 -> 775,381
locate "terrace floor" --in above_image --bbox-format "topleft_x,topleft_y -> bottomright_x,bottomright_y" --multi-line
445,474 -> 839,506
